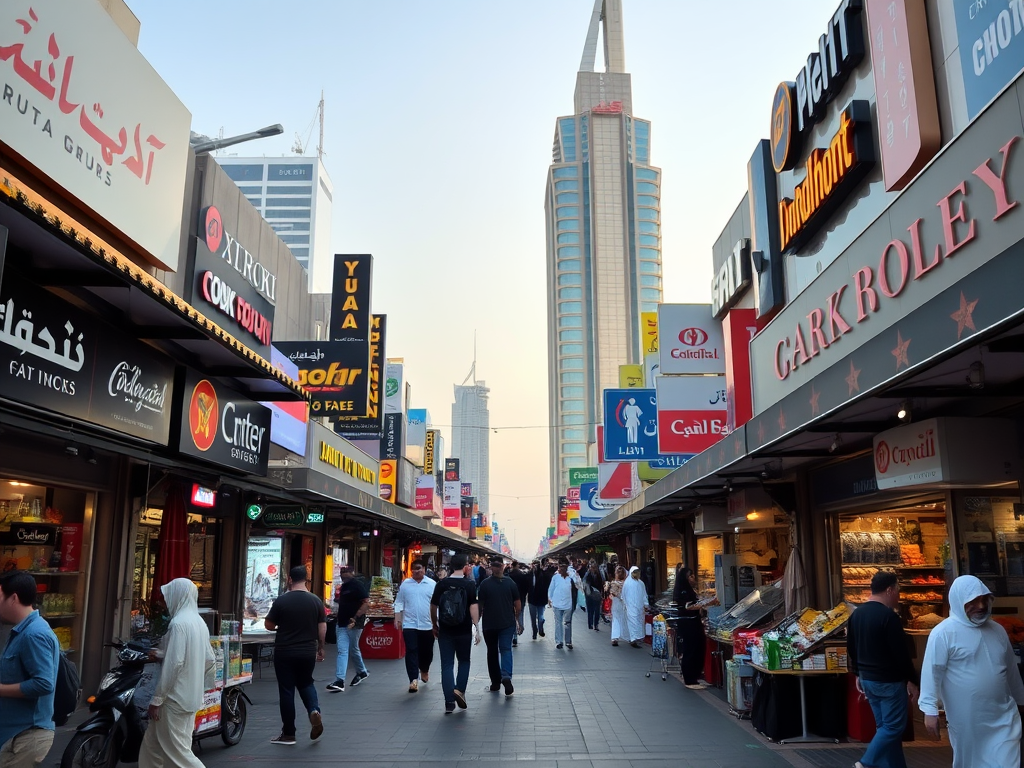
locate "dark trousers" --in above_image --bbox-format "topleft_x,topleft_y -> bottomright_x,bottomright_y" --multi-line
402,628 -> 435,682
483,625 -> 515,686
437,632 -> 472,705
676,618 -> 706,684
273,651 -> 319,737
585,595 -> 602,628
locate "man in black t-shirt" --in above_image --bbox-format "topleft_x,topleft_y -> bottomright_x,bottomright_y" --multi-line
478,556 -> 522,696
327,566 -> 370,692
430,553 -> 480,715
507,561 -> 531,647
264,565 -> 326,746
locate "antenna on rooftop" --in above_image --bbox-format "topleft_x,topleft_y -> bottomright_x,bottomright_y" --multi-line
461,330 -> 478,386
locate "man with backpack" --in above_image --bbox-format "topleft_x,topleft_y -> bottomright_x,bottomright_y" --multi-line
0,571 -> 59,768
430,554 -> 480,715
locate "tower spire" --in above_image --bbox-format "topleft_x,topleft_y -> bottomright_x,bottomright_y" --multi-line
579,0 -> 626,74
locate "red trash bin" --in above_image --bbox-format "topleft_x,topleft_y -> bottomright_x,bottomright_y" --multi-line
847,672 -> 876,742
359,619 -> 406,660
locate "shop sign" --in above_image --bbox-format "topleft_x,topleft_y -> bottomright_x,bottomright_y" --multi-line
177,371 -> 271,476
414,474 -> 434,512
9,523 -> 55,546
442,502 -> 459,528
657,304 -> 725,375
873,419 -> 943,489
444,458 -> 459,481
423,429 -> 438,475
769,0 -> 865,173
602,389 -> 659,461
312,422 -> 378,495
262,347 -> 307,456
598,462 -> 639,501
568,467 -> 598,486
461,482 -> 472,497
442,480 -> 460,509
954,0 -> 1024,120
711,239 -> 752,318
333,314 -> 386,440
275,340 -> 369,416
397,458 -> 416,509
618,364 -> 644,388
380,412 -> 405,461
378,459 -> 396,501
810,453 -> 878,506
778,102 -> 876,254
0,274 -> 174,444
259,505 -> 305,528
305,509 -> 325,525
655,375 -> 729,455
384,360 -> 404,414
329,254 -> 372,343
0,2 -> 191,272
191,207 -> 275,355
191,484 -> 216,509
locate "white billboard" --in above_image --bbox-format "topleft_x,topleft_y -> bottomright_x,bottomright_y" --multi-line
384,361 -> 404,414
0,1 -> 191,272
658,304 -> 726,375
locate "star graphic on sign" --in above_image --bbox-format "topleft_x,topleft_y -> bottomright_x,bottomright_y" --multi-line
809,386 -> 821,416
892,331 -> 911,370
846,360 -> 861,395
950,292 -> 979,340
757,420 -> 766,445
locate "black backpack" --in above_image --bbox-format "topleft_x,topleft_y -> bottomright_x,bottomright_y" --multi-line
53,650 -> 81,726
437,583 -> 468,627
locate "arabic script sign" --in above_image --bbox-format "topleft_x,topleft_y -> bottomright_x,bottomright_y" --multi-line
0,2 -> 191,271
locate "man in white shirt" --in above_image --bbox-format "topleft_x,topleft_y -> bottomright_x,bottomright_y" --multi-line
547,559 -> 582,650
394,560 -> 437,693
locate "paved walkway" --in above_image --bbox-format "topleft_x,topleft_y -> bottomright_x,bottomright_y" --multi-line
48,611 -> 953,768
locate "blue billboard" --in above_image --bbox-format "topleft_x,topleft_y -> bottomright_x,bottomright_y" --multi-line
955,0 -> 1024,119
602,389 -> 660,462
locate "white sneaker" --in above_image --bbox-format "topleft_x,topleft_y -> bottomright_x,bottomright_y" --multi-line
685,683 -> 707,690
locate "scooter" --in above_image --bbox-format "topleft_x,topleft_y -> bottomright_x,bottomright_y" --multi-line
60,641 -> 150,768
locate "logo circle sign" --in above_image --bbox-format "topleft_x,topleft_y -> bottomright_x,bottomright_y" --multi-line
188,379 -> 219,452
875,440 -> 891,474
678,327 -> 709,347
380,462 -> 395,479
203,206 -> 223,253
770,81 -> 796,173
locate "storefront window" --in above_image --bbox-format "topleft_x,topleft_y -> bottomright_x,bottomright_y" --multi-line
953,493 -> 1022,594
697,535 -> 723,602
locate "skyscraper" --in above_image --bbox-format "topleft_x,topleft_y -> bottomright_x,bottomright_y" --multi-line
452,381 -> 490,516
215,156 -> 334,293
545,0 -> 663,508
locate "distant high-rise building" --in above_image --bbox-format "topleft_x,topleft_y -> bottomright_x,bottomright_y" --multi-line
545,0 -> 663,508
452,381 -> 490,516
215,156 -> 334,292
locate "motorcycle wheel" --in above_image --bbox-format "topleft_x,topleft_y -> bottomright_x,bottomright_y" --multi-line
220,688 -> 247,746
61,731 -> 121,768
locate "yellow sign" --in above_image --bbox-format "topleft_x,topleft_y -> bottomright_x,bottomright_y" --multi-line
318,441 -> 376,485
424,429 -> 437,475
619,364 -> 644,388
641,311 -> 658,355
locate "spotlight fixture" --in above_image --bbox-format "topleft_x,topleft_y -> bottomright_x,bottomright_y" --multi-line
760,469 -> 769,480
85,447 -> 98,465
64,442 -> 79,457
896,402 -> 911,423
967,361 -> 985,389
829,435 -> 841,454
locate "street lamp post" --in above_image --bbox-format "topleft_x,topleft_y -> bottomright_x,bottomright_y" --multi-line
190,124 -> 284,155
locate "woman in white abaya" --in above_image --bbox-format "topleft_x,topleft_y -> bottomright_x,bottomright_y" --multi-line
621,566 -> 648,648
918,575 -> 1024,768
139,578 -> 216,768
606,565 -> 628,646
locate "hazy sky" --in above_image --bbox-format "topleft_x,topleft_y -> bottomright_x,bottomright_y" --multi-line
132,0 -> 828,558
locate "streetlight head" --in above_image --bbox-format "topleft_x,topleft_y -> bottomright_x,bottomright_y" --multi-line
257,124 -> 284,138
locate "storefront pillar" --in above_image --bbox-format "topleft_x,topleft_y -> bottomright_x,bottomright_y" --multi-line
794,473 -> 829,610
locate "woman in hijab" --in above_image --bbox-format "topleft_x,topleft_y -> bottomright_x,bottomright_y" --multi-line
139,578 -> 216,768
606,565 -> 628,646
621,566 -> 648,648
673,567 -> 710,689
919,575 -> 1024,768
583,561 -> 606,632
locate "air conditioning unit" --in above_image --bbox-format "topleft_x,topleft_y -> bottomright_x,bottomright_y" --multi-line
693,506 -> 729,534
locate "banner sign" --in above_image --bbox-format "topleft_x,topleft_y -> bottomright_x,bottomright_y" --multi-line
414,474 -> 434,512
263,347 -> 308,456
602,389 -> 660,461
396,458 -> 416,509
655,375 -> 729,454
568,467 -> 598,487
332,314 -> 386,439
380,412 -> 405,461
424,429 -> 439,476
955,0 -> 1024,119
275,340 -> 369,417
618,364 -> 644,388
177,371 -> 272,475
444,458 -> 460,481
658,304 -> 725,375
0,274 -> 174,444
461,482 -> 472,497
598,462 -> 640,501
378,459 -> 397,501
329,255 -> 372,343
384,361 -> 404,414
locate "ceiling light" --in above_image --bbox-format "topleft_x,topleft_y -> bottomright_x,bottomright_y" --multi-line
746,512 -> 760,521
897,402 -> 911,422
967,361 -> 985,389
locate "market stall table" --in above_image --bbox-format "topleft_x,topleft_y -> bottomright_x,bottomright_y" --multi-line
749,662 -> 845,744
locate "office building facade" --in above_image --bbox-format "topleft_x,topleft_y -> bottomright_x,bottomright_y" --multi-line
545,0 -> 663,505
452,382 -> 490,516
215,156 -> 334,292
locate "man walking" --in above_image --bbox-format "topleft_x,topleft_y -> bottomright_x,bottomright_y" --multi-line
527,560 -> 553,640
0,571 -> 59,768
847,571 -> 918,768
507,561 -> 531,648
327,566 -> 369,692
478,556 -> 522,697
394,559 -> 436,693
430,554 -> 480,715
919,575 -> 1024,767
548,558 -> 582,650
264,565 -> 326,746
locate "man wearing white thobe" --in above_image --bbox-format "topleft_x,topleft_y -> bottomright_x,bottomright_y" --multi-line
547,560 -> 582,650
621,566 -> 648,647
919,575 -> 1024,768
139,579 -> 215,768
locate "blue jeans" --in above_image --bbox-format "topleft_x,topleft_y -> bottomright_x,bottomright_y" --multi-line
483,625 -> 515,685
335,627 -> 367,680
437,632 -> 472,705
553,607 -> 573,645
860,679 -> 908,768
585,595 -> 602,628
528,603 -> 546,637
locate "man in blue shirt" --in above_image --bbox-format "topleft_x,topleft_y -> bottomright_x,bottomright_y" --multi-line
0,571 -> 60,767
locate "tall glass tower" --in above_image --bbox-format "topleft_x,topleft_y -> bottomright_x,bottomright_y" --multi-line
452,381 -> 490,516
545,0 -> 663,511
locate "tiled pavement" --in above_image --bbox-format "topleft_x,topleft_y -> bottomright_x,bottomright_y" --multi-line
48,612 -> 954,768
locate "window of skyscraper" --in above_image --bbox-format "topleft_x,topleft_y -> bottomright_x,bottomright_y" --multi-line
556,206 -> 579,219
552,167 -> 577,178
639,247 -> 659,259
558,246 -> 580,257
561,358 -> 583,369
560,373 -> 584,386
557,232 -> 579,244
635,121 -> 651,165
554,180 -> 579,191
266,209 -> 311,219
638,221 -> 659,234
561,428 -> 585,441
560,387 -> 584,399
562,443 -> 586,454
637,195 -> 659,207
268,164 -> 313,180
289,248 -> 309,259
641,302 -> 659,313
562,400 -> 584,413
560,345 -> 583,357
558,261 -> 581,274
639,261 -> 660,274
636,182 -> 658,193
267,185 -> 312,194
558,287 -> 582,299
245,196 -> 262,208
640,275 -> 662,288
639,235 -> 659,246
561,414 -> 585,425
272,221 -> 311,231
223,164 -> 264,182
279,234 -> 310,245
559,316 -> 582,328
641,288 -> 661,301
265,197 -> 312,207
557,273 -> 581,286
556,220 -> 578,232
637,208 -> 659,221
561,456 -> 579,468
559,302 -> 582,314
636,168 -> 658,181
559,330 -> 583,342
238,186 -> 262,196
556,192 -> 579,204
